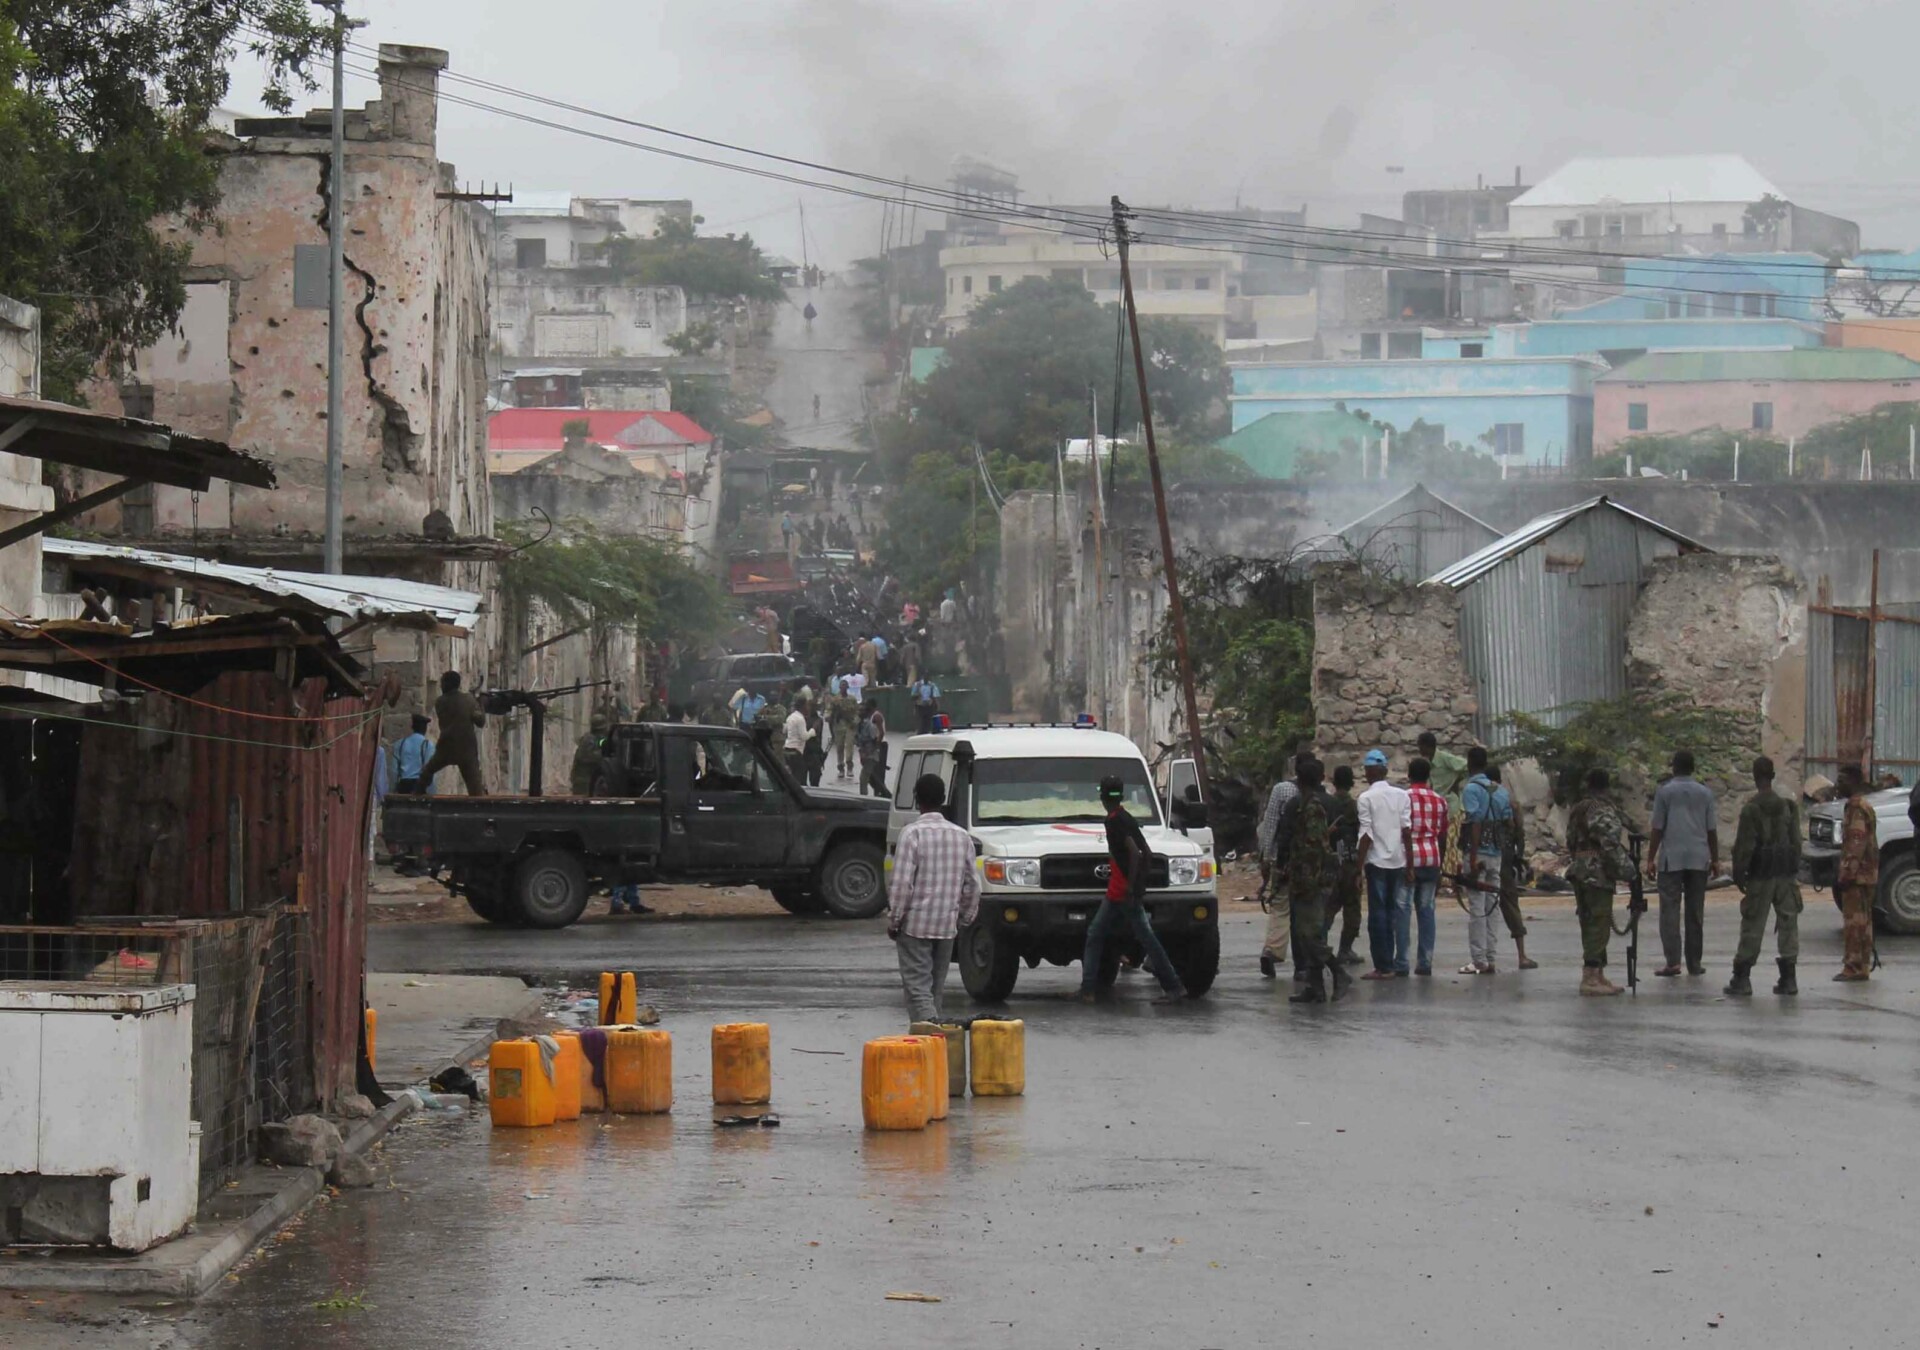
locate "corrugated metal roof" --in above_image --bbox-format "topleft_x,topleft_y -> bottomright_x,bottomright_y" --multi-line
487,407 -> 713,450
1422,496 -> 1709,590
1329,484 -> 1503,582
0,393 -> 276,491
1510,154 -> 1782,208
45,538 -> 483,634
1599,347 -> 1920,384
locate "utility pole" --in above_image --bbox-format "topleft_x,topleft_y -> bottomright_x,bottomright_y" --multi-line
1089,386 -> 1109,728
323,0 -> 347,575
1111,197 -> 1209,799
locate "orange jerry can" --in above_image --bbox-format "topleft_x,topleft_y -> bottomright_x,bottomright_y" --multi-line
711,1022 -> 772,1105
551,1032 -> 585,1121
489,1039 -> 557,1128
598,971 -> 638,1026
861,1037 -> 930,1131
364,1007 -> 377,1072
605,1027 -> 673,1114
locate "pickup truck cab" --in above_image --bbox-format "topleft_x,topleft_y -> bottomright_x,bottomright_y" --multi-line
886,726 -> 1219,1001
1801,784 -> 1920,933
383,722 -> 889,928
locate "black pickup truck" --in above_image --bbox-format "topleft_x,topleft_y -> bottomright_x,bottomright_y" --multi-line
382,722 -> 889,929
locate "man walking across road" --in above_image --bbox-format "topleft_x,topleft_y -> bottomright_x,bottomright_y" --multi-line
1287,758 -> 1352,1005
1725,756 -> 1802,997
1566,768 -> 1636,996
828,681 -> 860,779
419,671 -> 487,796
1834,763 -> 1877,983
782,694 -> 815,782
1079,774 -> 1188,1005
1356,749 -> 1412,979
1255,756 -> 1303,978
856,698 -> 889,798
1647,750 -> 1718,977
888,774 -> 980,1024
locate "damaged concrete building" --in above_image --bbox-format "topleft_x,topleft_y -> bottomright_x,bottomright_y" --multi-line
78,45 -> 504,754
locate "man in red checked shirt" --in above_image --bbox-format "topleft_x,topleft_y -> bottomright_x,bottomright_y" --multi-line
888,773 -> 980,1023
1404,756 -> 1451,970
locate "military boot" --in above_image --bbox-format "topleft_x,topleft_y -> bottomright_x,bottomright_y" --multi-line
1288,969 -> 1327,1004
1774,958 -> 1798,996
1328,960 -> 1353,1003
1724,962 -> 1753,997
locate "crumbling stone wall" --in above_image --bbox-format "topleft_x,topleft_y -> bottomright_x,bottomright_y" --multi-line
1627,553 -> 1808,831
1311,563 -> 1478,772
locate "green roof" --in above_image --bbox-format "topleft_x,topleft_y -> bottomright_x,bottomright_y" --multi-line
1600,347 -> 1920,384
1217,410 -> 1375,479
908,346 -> 946,383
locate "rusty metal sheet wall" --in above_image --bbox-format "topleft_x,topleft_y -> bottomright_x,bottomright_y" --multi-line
1875,618 -> 1920,775
1461,510 -> 1682,745
1806,609 -> 1839,780
68,672 -> 379,1104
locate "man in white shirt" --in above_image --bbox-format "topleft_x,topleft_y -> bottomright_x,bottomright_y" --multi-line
1355,749 -> 1415,979
782,694 -> 814,782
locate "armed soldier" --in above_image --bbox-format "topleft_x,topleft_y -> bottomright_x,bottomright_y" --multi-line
569,713 -> 610,795
1834,763 -> 1877,983
1725,756 -> 1802,997
1565,768 -> 1638,996
1288,757 -> 1353,1005
418,670 -> 487,796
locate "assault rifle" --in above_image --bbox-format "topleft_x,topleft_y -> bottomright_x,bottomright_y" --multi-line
481,680 -> 613,796
1624,831 -> 1649,995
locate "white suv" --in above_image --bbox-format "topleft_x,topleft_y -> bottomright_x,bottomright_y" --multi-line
885,726 -> 1219,1001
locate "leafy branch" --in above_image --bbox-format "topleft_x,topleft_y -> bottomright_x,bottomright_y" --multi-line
1497,692 -> 1757,805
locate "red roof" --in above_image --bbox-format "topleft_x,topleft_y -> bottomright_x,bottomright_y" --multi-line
488,408 -> 714,451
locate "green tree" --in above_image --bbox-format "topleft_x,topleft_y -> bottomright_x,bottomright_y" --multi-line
0,4 -> 330,400
608,215 -> 783,303
913,276 -> 1227,462
870,450 -> 999,603
498,520 -> 725,651
1498,693 -> 1756,805
1151,548 -> 1317,785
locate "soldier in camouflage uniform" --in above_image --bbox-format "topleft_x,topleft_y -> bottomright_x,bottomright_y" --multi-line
1834,763 -> 1878,983
1726,756 -> 1802,997
1287,758 -> 1353,1005
1564,767 -> 1636,997
1323,765 -> 1365,966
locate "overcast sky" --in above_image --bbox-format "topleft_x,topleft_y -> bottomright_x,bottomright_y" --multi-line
227,0 -> 1920,264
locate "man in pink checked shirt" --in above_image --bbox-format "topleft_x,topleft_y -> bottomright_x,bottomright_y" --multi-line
888,773 -> 980,1024
1405,756 -> 1451,975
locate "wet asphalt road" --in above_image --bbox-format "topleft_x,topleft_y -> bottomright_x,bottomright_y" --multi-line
19,898 -> 1920,1349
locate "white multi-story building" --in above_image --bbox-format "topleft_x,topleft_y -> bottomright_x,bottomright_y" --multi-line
939,225 -> 1241,344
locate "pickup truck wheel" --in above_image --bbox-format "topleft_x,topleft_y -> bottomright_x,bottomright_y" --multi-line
1877,852 -> 1920,934
959,922 -> 1020,1001
466,891 -> 507,924
1173,925 -> 1221,996
769,885 -> 824,915
817,841 -> 887,919
511,849 -> 590,929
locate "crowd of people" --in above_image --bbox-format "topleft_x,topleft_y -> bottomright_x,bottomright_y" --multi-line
1250,734 -> 1875,1004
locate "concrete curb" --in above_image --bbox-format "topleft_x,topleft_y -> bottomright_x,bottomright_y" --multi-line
0,1092 -> 420,1297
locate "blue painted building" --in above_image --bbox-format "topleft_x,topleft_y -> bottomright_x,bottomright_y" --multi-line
1230,356 -> 1601,467
1561,253 -> 1833,323
1487,315 -> 1825,360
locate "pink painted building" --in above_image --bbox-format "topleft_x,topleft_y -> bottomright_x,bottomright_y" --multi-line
1595,347 -> 1920,449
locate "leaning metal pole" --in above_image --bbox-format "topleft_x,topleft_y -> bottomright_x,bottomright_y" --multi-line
323,1 -> 347,575
1111,196 -> 1209,799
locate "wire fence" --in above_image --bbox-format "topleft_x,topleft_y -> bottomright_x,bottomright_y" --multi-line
0,905 -> 316,1198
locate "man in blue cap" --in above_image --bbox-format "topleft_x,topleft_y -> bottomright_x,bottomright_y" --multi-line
1356,748 -> 1413,978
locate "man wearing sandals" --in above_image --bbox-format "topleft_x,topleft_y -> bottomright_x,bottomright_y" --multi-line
1460,748 -> 1512,975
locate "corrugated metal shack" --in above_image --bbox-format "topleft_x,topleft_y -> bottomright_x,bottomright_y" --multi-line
1329,483 -> 1501,582
0,544 -> 481,1191
1422,496 -> 1709,744
1806,584 -> 1920,783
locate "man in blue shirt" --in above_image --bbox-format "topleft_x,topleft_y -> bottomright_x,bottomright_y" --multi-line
394,714 -> 434,794
734,689 -> 768,729
1460,746 -> 1513,975
1647,749 -> 1719,977
909,676 -> 941,733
